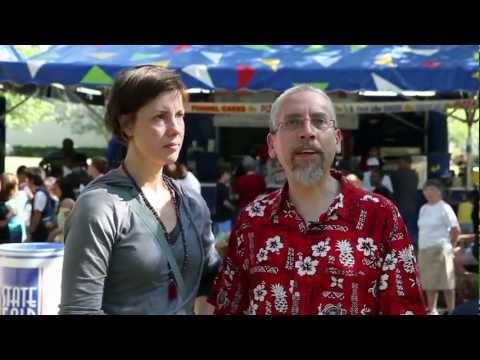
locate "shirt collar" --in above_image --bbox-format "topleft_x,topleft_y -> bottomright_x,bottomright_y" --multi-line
269,169 -> 363,224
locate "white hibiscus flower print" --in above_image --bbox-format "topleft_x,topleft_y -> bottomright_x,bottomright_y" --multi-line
246,202 -> 266,218
382,253 -> 398,271
356,237 -> 378,257
295,256 -> 319,276
330,276 -> 344,289
379,274 -> 389,290
311,239 -> 331,257
253,283 -> 267,302
256,248 -> 269,263
266,236 -> 284,254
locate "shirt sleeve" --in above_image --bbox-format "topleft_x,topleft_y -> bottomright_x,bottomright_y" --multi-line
33,191 -> 47,212
443,203 -> 460,230
197,195 -> 222,297
59,190 -> 116,315
208,214 -> 250,315
377,200 -> 427,315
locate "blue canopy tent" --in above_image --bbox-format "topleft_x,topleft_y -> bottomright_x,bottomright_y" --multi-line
0,45 -> 478,184
1,45 -> 479,92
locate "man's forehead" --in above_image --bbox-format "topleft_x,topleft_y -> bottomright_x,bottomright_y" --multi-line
280,91 -> 332,114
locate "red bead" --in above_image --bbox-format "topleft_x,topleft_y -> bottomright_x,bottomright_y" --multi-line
168,279 -> 177,300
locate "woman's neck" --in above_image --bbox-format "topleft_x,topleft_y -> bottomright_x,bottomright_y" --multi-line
123,151 -> 165,192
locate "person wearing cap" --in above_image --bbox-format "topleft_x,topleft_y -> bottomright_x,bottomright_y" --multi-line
362,157 -> 393,193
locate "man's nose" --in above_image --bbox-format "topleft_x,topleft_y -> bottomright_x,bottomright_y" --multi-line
299,118 -> 316,140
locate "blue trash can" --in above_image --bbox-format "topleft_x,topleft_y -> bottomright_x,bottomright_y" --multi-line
0,243 -> 64,315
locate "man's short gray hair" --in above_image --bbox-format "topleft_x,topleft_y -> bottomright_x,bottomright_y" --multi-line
269,85 -> 336,132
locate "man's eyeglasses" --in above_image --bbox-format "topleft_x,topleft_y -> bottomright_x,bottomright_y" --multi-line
272,115 -> 335,133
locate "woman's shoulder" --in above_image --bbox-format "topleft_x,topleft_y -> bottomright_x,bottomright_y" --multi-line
75,170 -> 134,212
169,178 -> 208,213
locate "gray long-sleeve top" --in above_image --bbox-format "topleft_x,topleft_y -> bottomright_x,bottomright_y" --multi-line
59,168 -> 220,315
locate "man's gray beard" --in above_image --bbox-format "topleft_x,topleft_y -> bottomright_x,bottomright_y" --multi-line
291,158 -> 325,186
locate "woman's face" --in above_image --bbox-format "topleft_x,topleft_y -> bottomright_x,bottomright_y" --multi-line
123,90 -> 185,167
423,185 -> 441,204
51,182 -> 62,199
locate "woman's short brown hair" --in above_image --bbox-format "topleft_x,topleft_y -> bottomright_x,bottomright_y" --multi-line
105,65 -> 189,144
90,156 -> 108,175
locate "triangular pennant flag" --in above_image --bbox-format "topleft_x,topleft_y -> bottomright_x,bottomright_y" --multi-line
237,65 -> 256,89
421,60 -> 442,68
182,64 -> 214,88
304,45 -> 324,53
81,65 -> 113,85
151,60 -> 170,68
172,45 -> 192,53
405,47 -> 439,56
26,60 -> 46,78
350,45 -> 367,53
0,47 -> 15,61
260,58 -> 281,72
312,54 -> 341,67
372,73 -> 403,92
130,53 -> 163,62
202,51 -> 223,64
87,52 -> 116,60
244,45 -> 274,52
375,53 -> 394,66
294,82 -> 329,90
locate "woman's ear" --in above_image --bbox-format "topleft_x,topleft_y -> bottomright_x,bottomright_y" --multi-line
119,114 -> 134,139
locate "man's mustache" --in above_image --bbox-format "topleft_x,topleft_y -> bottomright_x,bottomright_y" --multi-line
292,141 -> 324,154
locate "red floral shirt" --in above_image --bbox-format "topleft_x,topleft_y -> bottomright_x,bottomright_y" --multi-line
208,170 -> 427,315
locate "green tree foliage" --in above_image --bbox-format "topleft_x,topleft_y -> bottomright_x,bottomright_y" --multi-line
4,91 -> 108,139
447,108 -> 479,159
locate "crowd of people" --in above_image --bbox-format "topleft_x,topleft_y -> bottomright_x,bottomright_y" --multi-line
0,138 -> 109,246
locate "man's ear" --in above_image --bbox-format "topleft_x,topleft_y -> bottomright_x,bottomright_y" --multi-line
267,133 -> 276,159
335,129 -> 343,154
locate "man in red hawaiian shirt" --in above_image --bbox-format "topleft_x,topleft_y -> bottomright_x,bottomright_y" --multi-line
208,85 -> 427,315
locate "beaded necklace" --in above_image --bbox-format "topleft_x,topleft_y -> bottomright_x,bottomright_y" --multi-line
121,162 -> 188,300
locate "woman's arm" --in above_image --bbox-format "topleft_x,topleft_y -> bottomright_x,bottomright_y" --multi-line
59,191 -> 117,315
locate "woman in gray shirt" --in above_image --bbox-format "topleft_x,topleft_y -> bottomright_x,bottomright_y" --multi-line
59,65 -> 220,315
